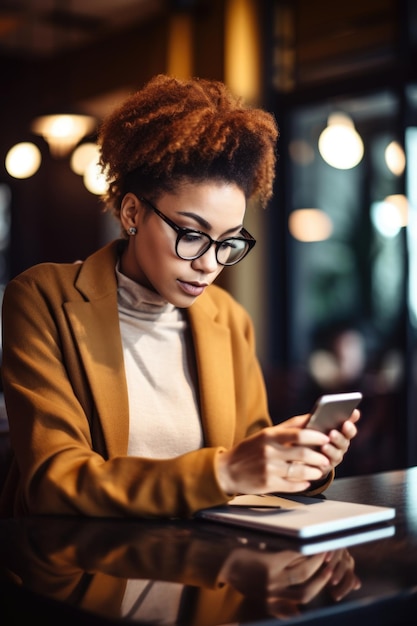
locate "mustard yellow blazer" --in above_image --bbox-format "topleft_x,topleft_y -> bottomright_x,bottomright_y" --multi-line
0,240 -> 330,518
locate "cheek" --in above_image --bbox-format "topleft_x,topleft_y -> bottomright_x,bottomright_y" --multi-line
139,224 -> 173,261
214,266 -> 225,281
139,241 -> 178,278
136,229 -> 161,261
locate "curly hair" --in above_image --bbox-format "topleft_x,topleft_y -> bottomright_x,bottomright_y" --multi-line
98,74 -> 278,218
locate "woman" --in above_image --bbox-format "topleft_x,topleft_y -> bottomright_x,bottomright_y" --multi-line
0,75 -> 359,517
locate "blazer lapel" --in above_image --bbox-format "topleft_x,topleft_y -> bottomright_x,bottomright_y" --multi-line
188,296 -> 236,448
64,296 -> 129,457
64,241 -> 129,457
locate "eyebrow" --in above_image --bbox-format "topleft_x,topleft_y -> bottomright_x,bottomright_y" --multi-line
178,211 -> 243,236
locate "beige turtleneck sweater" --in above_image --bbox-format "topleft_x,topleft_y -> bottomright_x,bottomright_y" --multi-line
116,267 -> 204,459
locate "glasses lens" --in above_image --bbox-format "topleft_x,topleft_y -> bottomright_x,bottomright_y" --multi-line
217,239 -> 250,265
177,231 -> 253,265
177,231 -> 212,260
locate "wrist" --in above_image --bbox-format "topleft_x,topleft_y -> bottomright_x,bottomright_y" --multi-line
215,449 -> 236,497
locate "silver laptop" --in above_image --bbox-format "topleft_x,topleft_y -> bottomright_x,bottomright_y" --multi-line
197,494 -> 396,539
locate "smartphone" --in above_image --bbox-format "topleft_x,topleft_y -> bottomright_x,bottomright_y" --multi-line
306,392 -> 362,433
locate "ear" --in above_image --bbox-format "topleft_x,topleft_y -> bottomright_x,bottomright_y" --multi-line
120,193 -> 140,232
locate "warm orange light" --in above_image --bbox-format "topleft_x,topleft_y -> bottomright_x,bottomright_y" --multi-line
318,113 -> 364,169
384,194 -> 408,227
167,13 -> 193,78
288,209 -> 333,242
225,0 -> 260,102
83,162 -> 108,195
385,141 -> 406,176
31,114 -> 96,157
70,142 -> 99,176
5,142 -> 41,179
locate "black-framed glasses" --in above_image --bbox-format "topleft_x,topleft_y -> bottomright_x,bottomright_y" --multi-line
139,196 -> 256,266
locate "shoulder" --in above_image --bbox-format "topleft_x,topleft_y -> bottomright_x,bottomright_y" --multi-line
3,240 -> 121,301
4,261 -> 82,304
7,260 -> 80,284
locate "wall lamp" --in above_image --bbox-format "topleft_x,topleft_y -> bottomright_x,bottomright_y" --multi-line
30,113 -> 97,158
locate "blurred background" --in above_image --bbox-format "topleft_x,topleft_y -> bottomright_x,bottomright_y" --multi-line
1,0 -> 416,477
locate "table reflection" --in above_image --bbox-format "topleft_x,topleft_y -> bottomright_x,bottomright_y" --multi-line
0,517 -> 362,625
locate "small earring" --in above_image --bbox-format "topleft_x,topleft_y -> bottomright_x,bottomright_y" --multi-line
128,226 -> 137,235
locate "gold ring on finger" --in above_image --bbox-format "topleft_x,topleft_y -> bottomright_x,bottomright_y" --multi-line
286,461 -> 295,478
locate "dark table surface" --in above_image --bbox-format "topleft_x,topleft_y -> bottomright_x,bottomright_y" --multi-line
1,467 -> 417,626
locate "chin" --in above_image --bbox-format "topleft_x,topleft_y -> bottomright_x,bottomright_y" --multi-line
169,291 -> 198,308
175,297 -> 197,309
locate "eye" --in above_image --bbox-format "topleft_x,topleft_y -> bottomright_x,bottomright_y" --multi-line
182,230 -> 207,244
220,239 -> 239,250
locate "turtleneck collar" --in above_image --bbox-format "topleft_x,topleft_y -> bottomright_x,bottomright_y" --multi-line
116,262 -> 177,314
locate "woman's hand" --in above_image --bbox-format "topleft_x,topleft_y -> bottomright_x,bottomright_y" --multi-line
216,410 -> 360,496
216,415 -> 332,495
318,409 -> 360,479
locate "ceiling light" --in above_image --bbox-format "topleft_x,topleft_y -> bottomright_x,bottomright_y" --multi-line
83,161 -> 108,195
31,113 -> 96,158
318,113 -> 364,169
5,142 -> 42,179
70,142 -> 100,176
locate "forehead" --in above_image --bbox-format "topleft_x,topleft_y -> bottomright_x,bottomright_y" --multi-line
157,181 -> 246,224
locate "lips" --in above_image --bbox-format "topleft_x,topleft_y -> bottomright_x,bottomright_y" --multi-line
177,279 -> 207,297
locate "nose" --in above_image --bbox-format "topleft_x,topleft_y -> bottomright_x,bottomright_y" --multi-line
190,244 -> 219,273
